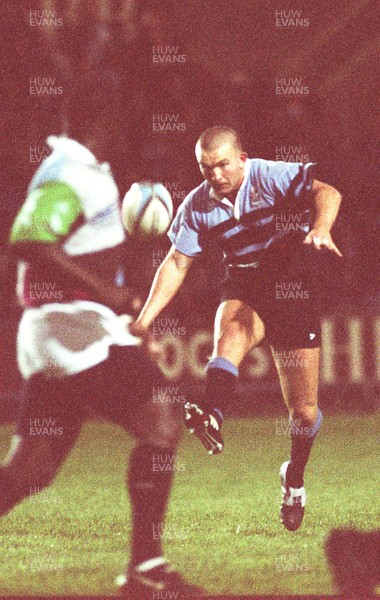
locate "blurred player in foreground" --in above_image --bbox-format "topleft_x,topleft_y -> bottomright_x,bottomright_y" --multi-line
1,134 -> 204,599
131,126 -> 342,532
326,528 -> 380,597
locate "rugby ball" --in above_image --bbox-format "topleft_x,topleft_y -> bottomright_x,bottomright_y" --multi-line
121,182 -> 173,237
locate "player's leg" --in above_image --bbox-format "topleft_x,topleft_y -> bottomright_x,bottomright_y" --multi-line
263,236 -> 324,529
272,346 -> 322,485
0,375 -> 83,516
126,401 -> 182,570
185,299 -> 265,454
97,347 -> 203,597
272,346 -> 323,530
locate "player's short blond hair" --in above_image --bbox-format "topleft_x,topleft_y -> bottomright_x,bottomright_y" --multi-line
196,126 -> 242,153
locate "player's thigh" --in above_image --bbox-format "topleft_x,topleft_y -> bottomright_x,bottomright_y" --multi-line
6,375 -> 84,486
3,429 -> 81,490
98,347 -> 183,448
213,299 -> 266,365
271,346 -> 320,414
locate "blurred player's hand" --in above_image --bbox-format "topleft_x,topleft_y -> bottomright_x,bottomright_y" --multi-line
303,229 -> 343,257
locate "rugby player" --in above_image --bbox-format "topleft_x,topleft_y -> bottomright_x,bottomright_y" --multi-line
1,135 -> 204,598
131,126 -> 342,532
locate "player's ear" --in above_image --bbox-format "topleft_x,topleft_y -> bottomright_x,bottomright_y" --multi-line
239,152 -> 248,163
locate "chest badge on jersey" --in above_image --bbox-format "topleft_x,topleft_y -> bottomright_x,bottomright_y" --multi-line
249,187 -> 261,208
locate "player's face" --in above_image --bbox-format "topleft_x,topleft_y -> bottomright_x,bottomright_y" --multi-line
196,142 -> 247,200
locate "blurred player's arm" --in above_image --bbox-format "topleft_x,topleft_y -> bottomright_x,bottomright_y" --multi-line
131,245 -> 194,335
303,179 -> 342,256
13,243 -> 138,313
9,183 -> 138,313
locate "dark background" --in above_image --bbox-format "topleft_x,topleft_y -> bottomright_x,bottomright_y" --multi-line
0,0 -> 378,413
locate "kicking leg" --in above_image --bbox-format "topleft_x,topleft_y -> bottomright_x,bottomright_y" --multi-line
185,299 -> 265,454
272,346 -> 323,530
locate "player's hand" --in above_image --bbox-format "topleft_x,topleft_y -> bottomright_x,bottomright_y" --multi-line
303,228 -> 343,257
129,320 -> 148,337
129,320 -> 163,361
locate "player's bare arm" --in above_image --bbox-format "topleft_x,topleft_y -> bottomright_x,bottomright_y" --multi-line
10,241 -> 140,314
131,245 -> 194,335
303,179 -> 342,256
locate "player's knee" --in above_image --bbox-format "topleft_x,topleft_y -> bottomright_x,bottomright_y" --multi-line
0,460 -> 55,515
217,321 -> 252,357
145,421 -> 182,449
222,320 -> 250,340
3,439 -> 57,501
135,404 -> 183,449
290,402 -> 318,425
144,415 -> 182,449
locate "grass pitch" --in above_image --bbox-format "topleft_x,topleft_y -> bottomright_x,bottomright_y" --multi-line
0,414 -> 379,596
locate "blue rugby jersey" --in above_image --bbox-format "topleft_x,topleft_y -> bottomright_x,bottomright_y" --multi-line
168,159 -> 316,267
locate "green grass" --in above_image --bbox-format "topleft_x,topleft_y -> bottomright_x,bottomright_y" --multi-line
0,415 -> 379,596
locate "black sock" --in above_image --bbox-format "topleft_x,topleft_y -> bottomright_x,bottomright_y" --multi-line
201,357 -> 238,423
128,443 -> 175,567
287,408 -> 323,487
0,468 -> 26,516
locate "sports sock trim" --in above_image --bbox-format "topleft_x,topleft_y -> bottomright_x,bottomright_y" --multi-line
212,408 -> 224,423
290,407 -> 323,438
306,408 -> 323,438
135,557 -> 168,572
206,356 -> 238,377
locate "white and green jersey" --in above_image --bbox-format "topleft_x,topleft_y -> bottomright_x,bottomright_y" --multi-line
10,137 -> 139,380
11,136 -> 126,306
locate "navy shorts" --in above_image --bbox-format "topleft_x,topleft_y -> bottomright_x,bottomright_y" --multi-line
221,239 -> 322,349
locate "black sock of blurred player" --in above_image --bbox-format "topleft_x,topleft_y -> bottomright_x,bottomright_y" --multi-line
287,408 -> 323,487
128,443 -> 175,566
0,470 -> 20,516
201,357 -> 238,424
